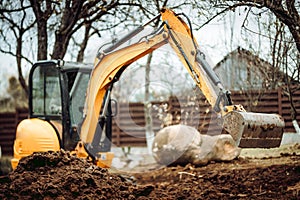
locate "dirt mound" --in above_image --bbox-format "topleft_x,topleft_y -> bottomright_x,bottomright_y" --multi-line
0,150 -> 139,200
0,147 -> 299,199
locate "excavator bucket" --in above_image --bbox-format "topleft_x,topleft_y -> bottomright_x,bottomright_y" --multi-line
223,111 -> 285,148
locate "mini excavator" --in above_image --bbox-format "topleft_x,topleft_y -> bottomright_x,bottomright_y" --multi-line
11,8 -> 284,169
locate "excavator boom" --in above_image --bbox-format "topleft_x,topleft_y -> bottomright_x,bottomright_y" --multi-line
80,8 -> 284,157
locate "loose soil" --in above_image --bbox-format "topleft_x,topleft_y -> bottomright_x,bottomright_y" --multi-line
0,144 -> 299,200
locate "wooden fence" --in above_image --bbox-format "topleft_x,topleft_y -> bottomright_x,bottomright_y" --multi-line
0,109 -> 28,156
1,88 -> 299,156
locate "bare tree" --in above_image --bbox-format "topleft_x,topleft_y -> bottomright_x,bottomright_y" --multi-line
207,0 -> 300,132
0,0 -> 35,95
28,0 -> 132,60
205,1 -> 300,53
0,0 -> 153,95
0,0 -> 216,98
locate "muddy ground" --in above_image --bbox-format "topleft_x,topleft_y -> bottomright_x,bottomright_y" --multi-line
0,144 -> 299,200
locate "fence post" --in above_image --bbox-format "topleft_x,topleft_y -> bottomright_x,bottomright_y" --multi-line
278,87 -> 282,116
15,109 -> 19,128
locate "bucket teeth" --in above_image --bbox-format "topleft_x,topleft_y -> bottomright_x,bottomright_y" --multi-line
223,111 -> 285,148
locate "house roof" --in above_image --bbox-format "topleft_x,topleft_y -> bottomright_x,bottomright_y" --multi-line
212,47 -> 297,86
214,47 -> 272,71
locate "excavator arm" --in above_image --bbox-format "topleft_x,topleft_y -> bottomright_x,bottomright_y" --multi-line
80,32 -> 168,143
79,8 -> 284,162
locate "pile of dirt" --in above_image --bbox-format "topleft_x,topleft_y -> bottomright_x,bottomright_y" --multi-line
0,146 -> 299,199
0,150 -> 141,200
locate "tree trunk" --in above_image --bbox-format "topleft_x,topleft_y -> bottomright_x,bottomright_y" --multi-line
37,18 -> 48,60
16,31 -> 28,96
51,1 -> 83,59
29,0 -> 50,60
144,53 -> 154,154
77,23 -> 92,62
51,32 -> 70,59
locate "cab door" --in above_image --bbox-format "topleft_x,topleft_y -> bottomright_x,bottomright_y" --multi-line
29,61 -> 64,145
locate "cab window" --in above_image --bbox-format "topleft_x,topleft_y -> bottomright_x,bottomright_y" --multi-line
31,64 -> 62,118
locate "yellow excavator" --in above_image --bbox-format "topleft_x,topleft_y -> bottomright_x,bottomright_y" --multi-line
11,8 -> 284,169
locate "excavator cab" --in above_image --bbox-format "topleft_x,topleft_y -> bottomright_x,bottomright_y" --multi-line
29,60 -> 89,150
11,60 -> 114,169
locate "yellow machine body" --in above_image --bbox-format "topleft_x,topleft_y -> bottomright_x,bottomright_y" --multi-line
11,119 -> 114,169
11,118 -> 60,169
